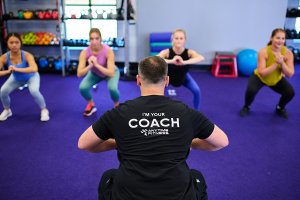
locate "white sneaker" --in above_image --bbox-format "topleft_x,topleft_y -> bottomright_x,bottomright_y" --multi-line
0,109 -> 12,121
40,109 -> 50,122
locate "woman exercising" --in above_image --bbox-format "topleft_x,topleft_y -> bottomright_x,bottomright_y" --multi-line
77,28 -> 120,116
0,33 -> 50,121
239,28 -> 295,119
158,29 -> 204,110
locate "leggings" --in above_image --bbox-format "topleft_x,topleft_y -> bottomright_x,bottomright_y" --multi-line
0,73 -> 47,109
183,72 -> 201,110
243,74 -> 295,108
79,67 -> 120,103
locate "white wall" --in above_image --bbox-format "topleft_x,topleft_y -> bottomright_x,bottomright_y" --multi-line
132,0 -> 288,64
1,0 -> 290,64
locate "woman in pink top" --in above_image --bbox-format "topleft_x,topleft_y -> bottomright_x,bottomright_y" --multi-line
77,28 -> 120,116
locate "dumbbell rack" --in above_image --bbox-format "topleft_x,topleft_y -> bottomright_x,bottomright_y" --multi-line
0,0 -> 65,76
60,0 -> 131,77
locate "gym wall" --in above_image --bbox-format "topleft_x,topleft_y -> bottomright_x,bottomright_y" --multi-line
134,0 -> 288,65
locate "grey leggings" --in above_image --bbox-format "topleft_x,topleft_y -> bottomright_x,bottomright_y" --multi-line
0,73 -> 46,109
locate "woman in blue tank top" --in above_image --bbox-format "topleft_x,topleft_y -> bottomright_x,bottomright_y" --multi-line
158,29 -> 204,110
77,28 -> 120,117
0,33 -> 50,121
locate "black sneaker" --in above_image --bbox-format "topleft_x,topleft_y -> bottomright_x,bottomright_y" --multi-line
276,106 -> 288,119
83,103 -> 97,116
239,106 -> 250,117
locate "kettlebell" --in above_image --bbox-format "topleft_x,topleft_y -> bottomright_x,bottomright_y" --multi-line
38,56 -> 48,69
23,10 -> 33,19
44,9 -> 52,19
54,56 -> 63,71
18,9 -> 24,19
68,60 -> 78,73
116,8 -> 124,20
37,10 -> 45,19
290,29 -> 297,39
47,56 -> 55,69
52,9 -> 59,19
80,10 -> 87,19
96,9 -> 104,19
9,12 -> 14,18
289,8 -> 298,17
3,13 -> 11,20
108,9 -> 117,19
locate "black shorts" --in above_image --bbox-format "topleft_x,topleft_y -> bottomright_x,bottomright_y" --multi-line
98,168 -> 207,200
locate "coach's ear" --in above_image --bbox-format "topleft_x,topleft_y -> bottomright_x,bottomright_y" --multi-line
136,74 -> 142,86
165,76 -> 169,87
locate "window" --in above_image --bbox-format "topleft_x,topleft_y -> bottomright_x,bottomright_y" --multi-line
64,0 -> 117,40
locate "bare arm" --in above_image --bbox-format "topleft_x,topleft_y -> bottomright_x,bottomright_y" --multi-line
257,48 -> 277,77
0,54 -> 12,76
158,49 -> 204,65
157,49 -> 176,64
93,48 -> 116,77
191,125 -> 229,151
183,49 -> 205,65
257,47 -> 294,78
11,52 -> 38,73
78,126 -> 117,153
279,48 -> 294,77
77,50 -> 92,77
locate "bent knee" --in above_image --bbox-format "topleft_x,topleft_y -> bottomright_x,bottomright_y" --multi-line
284,87 -> 295,98
0,87 -> 10,96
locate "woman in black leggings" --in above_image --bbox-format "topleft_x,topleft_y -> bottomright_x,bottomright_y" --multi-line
240,28 -> 295,119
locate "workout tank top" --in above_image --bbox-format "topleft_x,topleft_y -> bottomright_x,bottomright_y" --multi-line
6,51 -> 34,82
254,46 -> 285,86
167,48 -> 190,87
86,44 -> 109,77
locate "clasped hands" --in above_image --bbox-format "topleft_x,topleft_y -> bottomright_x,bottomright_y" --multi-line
172,55 -> 185,66
87,55 -> 100,68
7,65 -> 16,73
274,52 -> 285,65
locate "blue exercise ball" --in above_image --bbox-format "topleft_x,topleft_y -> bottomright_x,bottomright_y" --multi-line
237,49 -> 258,76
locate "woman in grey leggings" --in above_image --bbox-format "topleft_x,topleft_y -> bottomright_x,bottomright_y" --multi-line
0,33 -> 50,121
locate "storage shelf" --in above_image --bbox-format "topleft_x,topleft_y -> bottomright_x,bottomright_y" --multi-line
1,0 -> 64,75
63,46 -> 121,52
1,0 -> 125,76
23,44 -> 60,47
63,45 -> 124,48
4,18 -> 58,21
63,18 -> 118,20
65,4 -> 116,6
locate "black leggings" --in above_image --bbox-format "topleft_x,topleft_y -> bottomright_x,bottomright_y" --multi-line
98,168 -> 208,200
243,74 -> 295,108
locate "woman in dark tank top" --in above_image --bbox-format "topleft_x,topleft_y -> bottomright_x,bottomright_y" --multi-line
158,29 -> 205,110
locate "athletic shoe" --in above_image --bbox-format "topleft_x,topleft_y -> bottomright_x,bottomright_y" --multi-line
239,106 -> 250,117
40,109 -> 50,121
83,103 -> 97,116
276,106 -> 288,119
0,109 -> 12,121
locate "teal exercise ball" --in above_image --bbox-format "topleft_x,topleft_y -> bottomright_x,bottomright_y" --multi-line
237,49 -> 258,76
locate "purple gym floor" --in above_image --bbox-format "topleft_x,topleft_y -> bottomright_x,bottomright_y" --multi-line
0,66 -> 299,200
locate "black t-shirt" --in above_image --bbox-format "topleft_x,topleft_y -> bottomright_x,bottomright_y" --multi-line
167,48 -> 190,87
92,95 -> 214,200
